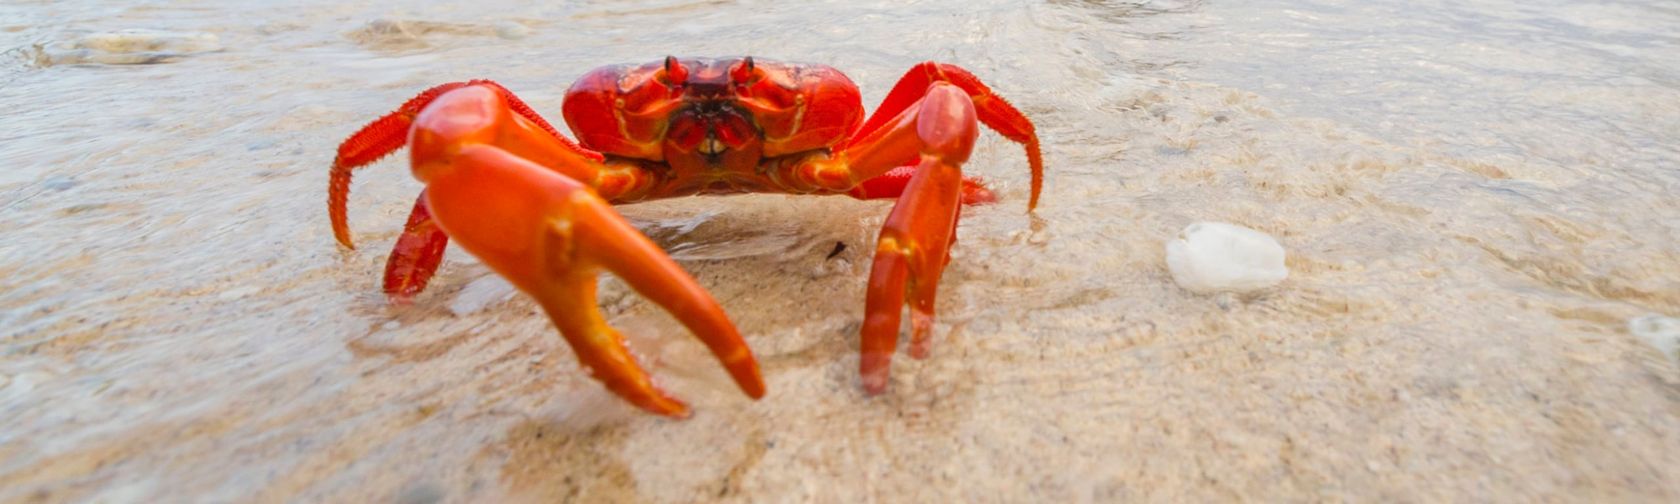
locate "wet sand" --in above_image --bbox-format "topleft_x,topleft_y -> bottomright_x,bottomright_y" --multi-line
2,0 -> 1678,502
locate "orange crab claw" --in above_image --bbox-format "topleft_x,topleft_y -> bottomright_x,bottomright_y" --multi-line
329,80 -> 577,250
423,145 -> 763,417
344,83 -> 762,417
856,83 -> 978,394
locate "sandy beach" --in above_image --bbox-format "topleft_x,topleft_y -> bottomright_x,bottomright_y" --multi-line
2,0 -> 1678,501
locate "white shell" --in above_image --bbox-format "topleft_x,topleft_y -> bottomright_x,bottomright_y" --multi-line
1628,314 -> 1680,362
1166,222 -> 1289,294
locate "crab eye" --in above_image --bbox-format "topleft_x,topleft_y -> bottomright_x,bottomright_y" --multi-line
729,56 -> 757,85
662,55 -> 689,86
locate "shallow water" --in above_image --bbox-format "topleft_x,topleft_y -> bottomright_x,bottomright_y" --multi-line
3,0 -> 1679,501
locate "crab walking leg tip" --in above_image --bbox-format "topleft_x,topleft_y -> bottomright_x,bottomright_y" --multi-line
963,182 -> 998,206
860,353 -> 893,395
908,311 -> 935,360
329,211 -> 357,250
859,247 -> 909,394
381,193 -> 451,301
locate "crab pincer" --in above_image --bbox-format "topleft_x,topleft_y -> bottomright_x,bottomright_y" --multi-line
432,148 -> 764,417
334,83 -> 764,417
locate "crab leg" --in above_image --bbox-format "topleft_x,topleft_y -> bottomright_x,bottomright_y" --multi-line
845,165 -> 997,205
331,80 -> 602,302
781,63 -> 1041,393
861,83 -> 983,394
382,192 -> 450,303
779,81 -> 984,394
354,84 -> 763,417
847,62 -> 1043,210
330,80 -> 574,250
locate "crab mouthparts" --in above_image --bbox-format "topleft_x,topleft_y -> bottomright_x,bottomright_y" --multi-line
666,102 -> 757,161
699,135 -> 726,155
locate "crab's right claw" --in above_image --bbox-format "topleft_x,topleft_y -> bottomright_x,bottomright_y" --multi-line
423,143 -> 764,418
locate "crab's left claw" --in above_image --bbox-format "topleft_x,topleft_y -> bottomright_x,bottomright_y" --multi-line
427,145 -> 764,417
331,79 -> 575,303
371,83 -> 764,417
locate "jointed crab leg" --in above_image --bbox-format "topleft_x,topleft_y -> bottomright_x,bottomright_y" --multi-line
333,80 -> 658,301
848,83 -> 982,394
329,80 -> 574,250
847,62 -> 1043,210
342,83 -> 764,417
784,64 -> 1041,394
382,191 -> 449,303
860,155 -> 970,393
844,165 -> 997,206
331,80 -> 585,299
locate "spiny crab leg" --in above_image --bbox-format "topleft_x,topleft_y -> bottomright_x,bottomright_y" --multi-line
329,80 -> 572,250
847,62 -> 1043,210
330,80 -> 578,300
337,83 -> 764,417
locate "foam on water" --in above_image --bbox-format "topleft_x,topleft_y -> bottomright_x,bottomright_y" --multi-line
41,29 -> 221,65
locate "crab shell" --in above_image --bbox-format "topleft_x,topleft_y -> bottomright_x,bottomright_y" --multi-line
561,57 -> 863,173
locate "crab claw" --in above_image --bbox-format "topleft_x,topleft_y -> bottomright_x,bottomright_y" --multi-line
859,156 -> 964,395
408,85 -> 763,417
427,146 -> 763,417
857,83 -> 977,394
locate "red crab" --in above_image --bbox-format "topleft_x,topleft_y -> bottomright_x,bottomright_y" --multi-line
328,56 -> 1042,417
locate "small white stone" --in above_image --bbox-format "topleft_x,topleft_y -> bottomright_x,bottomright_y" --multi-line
5,372 -> 46,395
1165,222 -> 1288,294
1628,314 -> 1680,362
494,22 -> 531,40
